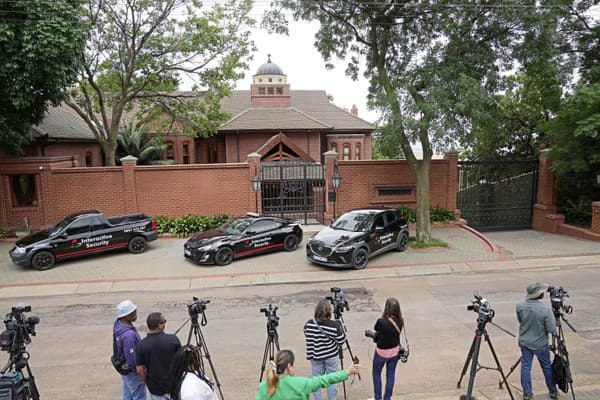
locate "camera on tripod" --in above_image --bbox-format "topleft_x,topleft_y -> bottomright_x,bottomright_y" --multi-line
0,305 -> 39,354
259,304 -> 279,331
326,287 -> 350,319
548,286 -> 573,315
467,294 -> 495,324
188,297 -> 210,317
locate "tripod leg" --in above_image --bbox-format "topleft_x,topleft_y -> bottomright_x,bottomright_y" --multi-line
464,334 -> 482,400
499,356 -> 521,389
457,334 -> 478,389
195,326 -> 225,400
259,335 -> 272,382
484,333 -> 515,400
343,339 -> 360,380
338,346 -> 347,400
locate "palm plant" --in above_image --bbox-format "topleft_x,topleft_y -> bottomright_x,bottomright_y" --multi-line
116,121 -> 173,165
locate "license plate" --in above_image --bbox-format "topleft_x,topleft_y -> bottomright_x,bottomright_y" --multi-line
313,255 -> 327,262
184,249 -> 191,256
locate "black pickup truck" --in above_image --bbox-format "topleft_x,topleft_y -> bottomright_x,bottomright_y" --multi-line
9,210 -> 158,270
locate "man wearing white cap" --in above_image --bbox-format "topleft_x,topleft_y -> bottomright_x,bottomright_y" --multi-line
516,283 -> 558,400
114,299 -> 146,400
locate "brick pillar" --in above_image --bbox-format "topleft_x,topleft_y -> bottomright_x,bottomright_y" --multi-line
532,149 -> 563,232
248,152 -> 262,214
592,202 -> 600,234
444,151 -> 459,217
324,151 -> 337,224
120,156 -> 138,214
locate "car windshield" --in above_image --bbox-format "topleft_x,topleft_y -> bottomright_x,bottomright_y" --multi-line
218,217 -> 253,235
48,216 -> 76,236
331,212 -> 374,232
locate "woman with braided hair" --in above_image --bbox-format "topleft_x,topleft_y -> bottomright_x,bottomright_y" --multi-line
169,345 -> 217,400
255,349 -> 359,400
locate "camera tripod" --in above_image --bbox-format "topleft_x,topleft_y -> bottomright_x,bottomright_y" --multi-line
259,320 -> 280,382
502,309 -> 577,399
176,311 -> 225,400
457,315 -> 514,400
334,312 -> 360,400
1,350 -> 40,400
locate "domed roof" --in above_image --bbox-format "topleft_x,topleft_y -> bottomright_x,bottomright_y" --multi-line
256,55 -> 284,75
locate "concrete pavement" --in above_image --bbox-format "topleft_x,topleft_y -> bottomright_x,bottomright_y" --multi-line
0,226 -> 599,399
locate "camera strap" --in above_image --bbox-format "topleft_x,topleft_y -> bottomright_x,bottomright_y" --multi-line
312,319 -> 337,345
387,317 -> 409,349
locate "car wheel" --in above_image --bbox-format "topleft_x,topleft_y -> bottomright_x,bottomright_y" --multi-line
283,234 -> 299,251
352,247 -> 369,269
214,247 -> 234,266
397,232 -> 409,252
128,236 -> 147,254
31,251 -> 55,271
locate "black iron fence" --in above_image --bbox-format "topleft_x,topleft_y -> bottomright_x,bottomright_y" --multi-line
457,160 -> 539,230
260,161 -> 326,224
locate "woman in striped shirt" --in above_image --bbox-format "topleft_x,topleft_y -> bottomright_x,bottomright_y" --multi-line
303,299 -> 346,400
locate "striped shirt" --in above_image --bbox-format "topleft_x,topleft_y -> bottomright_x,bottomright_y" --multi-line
304,319 -> 346,361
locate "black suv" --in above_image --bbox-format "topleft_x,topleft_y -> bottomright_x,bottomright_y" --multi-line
306,208 -> 408,269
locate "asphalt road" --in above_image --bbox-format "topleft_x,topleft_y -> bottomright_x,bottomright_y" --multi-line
1,265 -> 599,400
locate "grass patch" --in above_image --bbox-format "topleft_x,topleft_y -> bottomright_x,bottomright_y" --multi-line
408,236 -> 448,249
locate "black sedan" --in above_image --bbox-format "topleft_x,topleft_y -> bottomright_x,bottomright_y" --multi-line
306,208 -> 408,269
184,213 -> 303,266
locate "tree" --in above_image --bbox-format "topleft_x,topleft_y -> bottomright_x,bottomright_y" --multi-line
264,1 -> 525,241
65,0 -> 255,165
116,120 -> 172,165
372,124 -> 405,160
0,0 -> 87,153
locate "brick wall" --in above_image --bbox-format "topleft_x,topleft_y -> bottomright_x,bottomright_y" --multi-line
0,157 -> 255,231
592,202 -> 600,234
330,153 -> 459,216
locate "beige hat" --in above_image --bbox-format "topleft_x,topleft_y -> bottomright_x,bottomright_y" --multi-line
526,282 -> 549,300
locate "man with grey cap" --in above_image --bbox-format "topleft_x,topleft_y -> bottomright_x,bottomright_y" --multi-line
516,283 -> 558,400
114,299 -> 146,400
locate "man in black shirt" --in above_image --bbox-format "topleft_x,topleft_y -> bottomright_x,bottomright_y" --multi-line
136,312 -> 181,399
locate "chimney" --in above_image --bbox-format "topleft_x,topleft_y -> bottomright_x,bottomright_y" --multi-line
350,104 -> 358,116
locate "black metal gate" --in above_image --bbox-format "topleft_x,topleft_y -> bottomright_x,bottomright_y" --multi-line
260,161 -> 326,224
457,160 -> 539,231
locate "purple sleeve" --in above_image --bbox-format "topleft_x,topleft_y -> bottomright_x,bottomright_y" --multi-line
121,333 -> 139,371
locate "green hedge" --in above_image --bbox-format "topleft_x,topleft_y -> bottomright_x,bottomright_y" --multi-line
0,226 -> 8,239
155,214 -> 231,236
397,205 -> 456,224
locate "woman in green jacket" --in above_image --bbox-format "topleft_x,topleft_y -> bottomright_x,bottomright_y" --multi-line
255,349 -> 360,400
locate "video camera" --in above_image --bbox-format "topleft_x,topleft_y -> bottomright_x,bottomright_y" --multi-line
187,296 -> 210,324
467,294 -> 495,325
0,304 -> 39,355
326,287 -> 350,319
260,304 -> 279,333
547,286 -> 573,315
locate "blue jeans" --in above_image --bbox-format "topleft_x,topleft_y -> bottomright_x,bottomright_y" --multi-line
520,344 -> 556,396
311,356 -> 339,400
121,372 -> 146,400
372,351 -> 399,400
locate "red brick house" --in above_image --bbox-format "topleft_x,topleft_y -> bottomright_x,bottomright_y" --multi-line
2,57 -> 375,166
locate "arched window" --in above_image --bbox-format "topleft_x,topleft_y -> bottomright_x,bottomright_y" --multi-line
182,143 -> 190,164
331,142 -> 338,154
355,144 -> 361,160
343,143 -> 350,161
85,151 -> 93,167
166,141 -> 174,161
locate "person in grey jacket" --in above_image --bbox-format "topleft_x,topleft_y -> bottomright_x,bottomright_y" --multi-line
516,283 -> 558,400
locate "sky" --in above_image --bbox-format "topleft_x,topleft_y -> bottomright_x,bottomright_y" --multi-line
233,6 -> 379,124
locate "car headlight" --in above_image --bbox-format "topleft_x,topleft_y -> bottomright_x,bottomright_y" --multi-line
197,244 -> 213,252
12,246 -> 26,255
335,245 -> 354,252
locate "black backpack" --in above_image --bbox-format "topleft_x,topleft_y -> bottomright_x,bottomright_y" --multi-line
111,333 -> 132,376
552,353 -> 572,393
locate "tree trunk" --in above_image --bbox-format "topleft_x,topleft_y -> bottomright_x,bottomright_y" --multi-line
414,160 -> 432,242
101,139 -> 117,166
